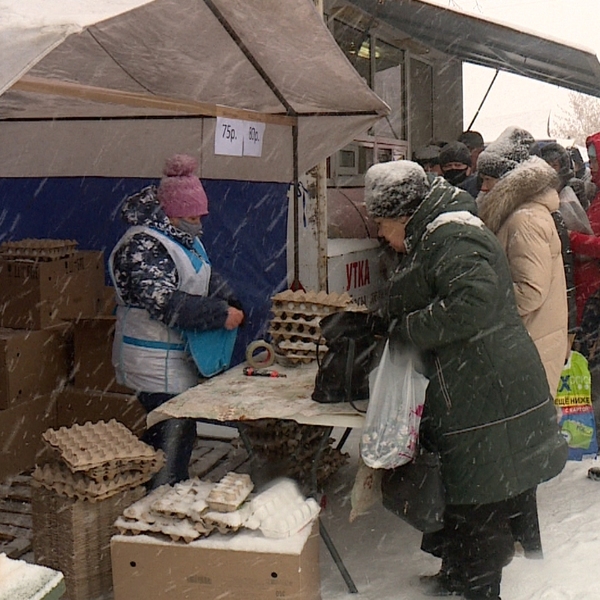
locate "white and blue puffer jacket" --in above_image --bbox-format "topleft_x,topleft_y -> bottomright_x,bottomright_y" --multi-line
110,226 -> 210,393
109,187 -> 240,394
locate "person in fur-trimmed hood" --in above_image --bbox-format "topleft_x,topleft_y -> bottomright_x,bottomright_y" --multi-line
477,127 -> 569,398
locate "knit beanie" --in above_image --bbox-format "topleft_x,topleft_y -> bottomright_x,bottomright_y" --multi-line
439,141 -> 472,168
476,126 -> 535,179
364,160 -> 430,219
157,154 -> 209,218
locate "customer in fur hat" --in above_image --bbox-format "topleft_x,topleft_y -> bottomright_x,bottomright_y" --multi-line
478,127 -> 569,397
109,154 -> 244,489
364,160 -> 567,600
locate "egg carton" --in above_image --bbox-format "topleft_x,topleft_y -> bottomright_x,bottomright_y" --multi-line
240,422 -> 349,486
274,339 -> 324,353
79,454 -> 165,483
32,461 -> 152,502
271,290 -> 356,310
241,420 -> 329,445
202,503 -> 253,532
270,314 -> 322,328
245,478 -> 320,538
150,478 -> 214,520
269,291 -> 364,365
42,420 -> 162,478
0,238 -> 78,261
114,514 -> 202,543
260,498 -> 320,539
206,472 -> 254,513
122,484 -> 171,523
118,485 -> 207,542
270,313 -> 326,333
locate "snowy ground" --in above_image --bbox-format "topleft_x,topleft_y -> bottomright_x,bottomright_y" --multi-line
318,428 -> 600,600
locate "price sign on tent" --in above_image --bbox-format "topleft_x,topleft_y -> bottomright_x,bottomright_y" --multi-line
243,121 -> 266,157
215,117 -> 265,157
215,117 -> 244,156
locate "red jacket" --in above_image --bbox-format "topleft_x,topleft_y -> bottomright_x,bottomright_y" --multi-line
570,131 -> 600,322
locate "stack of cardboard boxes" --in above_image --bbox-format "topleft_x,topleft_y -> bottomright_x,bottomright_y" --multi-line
0,239 -> 145,482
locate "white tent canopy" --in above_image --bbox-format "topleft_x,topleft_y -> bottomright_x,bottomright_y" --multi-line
0,0 -> 389,181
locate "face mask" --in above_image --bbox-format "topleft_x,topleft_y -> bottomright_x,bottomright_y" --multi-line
443,168 -> 468,186
177,219 -> 203,238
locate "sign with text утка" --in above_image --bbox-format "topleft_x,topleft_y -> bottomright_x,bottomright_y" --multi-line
215,117 -> 265,157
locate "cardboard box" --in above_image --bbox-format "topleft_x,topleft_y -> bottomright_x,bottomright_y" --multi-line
56,386 -> 146,437
99,286 -> 117,316
0,324 -> 71,410
33,485 -> 145,600
0,393 -> 57,481
111,521 -> 321,600
0,250 -> 105,329
72,316 -> 131,394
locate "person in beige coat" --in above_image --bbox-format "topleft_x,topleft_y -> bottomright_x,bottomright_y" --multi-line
477,128 -> 569,398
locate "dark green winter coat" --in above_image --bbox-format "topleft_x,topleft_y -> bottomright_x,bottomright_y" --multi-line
385,176 -> 567,506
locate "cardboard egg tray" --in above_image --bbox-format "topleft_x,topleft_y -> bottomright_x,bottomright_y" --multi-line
150,478 -> 214,520
0,238 -> 78,261
115,480 -> 243,542
206,472 -> 254,512
240,420 -> 349,486
114,514 -> 202,543
32,461 -> 153,502
42,419 -> 163,481
202,503 -> 253,532
269,290 -> 363,364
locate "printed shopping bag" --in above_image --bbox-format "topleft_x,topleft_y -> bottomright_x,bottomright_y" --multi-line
360,340 -> 429,469
555,351 -> 598,460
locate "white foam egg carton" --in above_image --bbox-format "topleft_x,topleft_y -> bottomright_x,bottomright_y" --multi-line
260,497 -> 320,538
244,478 -> 320,538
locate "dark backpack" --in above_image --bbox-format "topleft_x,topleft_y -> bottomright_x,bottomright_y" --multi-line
311,311 -> 384,405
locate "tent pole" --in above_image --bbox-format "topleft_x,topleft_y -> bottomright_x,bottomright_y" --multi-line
203,0 -> 303,291
466,68 -> 499,132
291,123 -> 304,291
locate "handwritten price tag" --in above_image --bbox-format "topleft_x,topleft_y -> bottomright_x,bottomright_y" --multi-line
214,117 -> 266,157
243,121 -> 266,157
215,117 -> 244,156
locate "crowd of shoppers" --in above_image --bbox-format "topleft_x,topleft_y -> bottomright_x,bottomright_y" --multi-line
367,127 -> 600,599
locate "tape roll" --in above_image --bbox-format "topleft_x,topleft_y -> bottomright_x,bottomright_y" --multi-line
245,340 -> 275,368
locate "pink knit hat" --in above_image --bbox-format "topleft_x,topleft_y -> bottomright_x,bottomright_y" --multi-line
157,154 -> 208,218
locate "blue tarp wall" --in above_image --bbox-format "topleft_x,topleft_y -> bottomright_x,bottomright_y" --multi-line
0,177 -> 289,365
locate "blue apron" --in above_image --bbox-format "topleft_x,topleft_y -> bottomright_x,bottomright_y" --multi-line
179,238 -> 237,378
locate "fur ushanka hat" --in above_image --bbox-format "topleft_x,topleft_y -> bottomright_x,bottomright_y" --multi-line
364,160 -> 430,219
477,126 -> 535,179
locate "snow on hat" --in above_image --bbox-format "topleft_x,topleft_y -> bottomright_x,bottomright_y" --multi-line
157,154 -> 208,218
364,160 -> 430,219
439,141 -> 472,168
477,126 -> 535,179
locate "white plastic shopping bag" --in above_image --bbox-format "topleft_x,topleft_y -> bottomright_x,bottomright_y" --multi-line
360,340 -> 429,469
